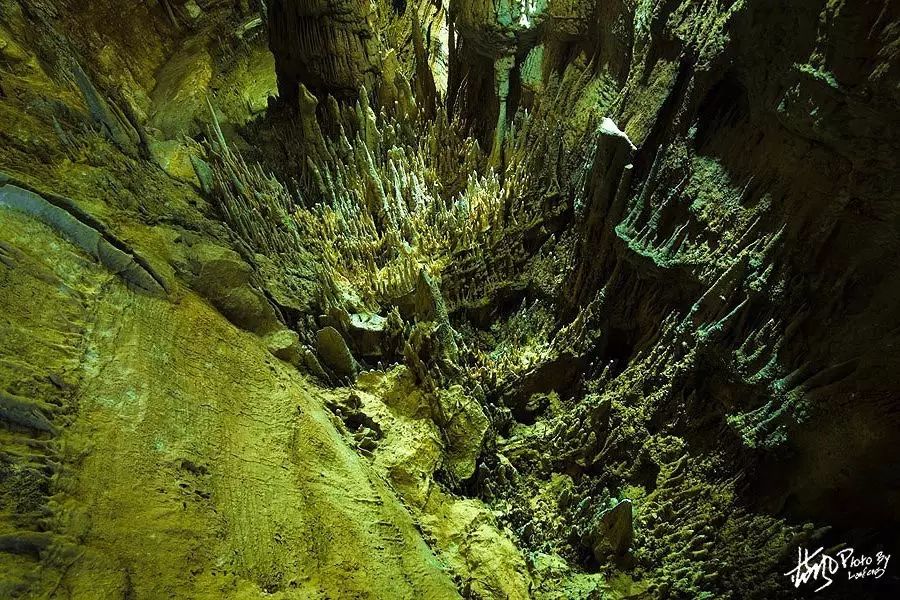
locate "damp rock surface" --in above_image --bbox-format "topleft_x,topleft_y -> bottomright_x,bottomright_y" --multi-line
1,0 -> 898,599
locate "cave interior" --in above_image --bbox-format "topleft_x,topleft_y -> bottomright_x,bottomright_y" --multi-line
0,0 -> 899,598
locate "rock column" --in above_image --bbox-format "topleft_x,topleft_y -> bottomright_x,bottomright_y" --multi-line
266,0 -> 382,104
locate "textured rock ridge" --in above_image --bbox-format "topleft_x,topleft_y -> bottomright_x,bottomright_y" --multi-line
1,0 -> 898,599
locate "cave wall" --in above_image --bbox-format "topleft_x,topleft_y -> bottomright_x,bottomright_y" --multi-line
567,0 -> 900,522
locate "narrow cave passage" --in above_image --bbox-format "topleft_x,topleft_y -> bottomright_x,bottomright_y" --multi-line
0,1 -> 898,599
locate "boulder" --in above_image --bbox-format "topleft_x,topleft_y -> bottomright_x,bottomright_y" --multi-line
183,242 -> 281,334
316,326 -> 358,378
436,385 -> 490,481
185,242 -> 248,287
589,499 -> 634,561
264,328 -> 302,366
347,311 -> 388,357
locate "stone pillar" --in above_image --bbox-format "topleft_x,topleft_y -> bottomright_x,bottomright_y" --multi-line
490,55 -> 515,164
266,0 -> 381,105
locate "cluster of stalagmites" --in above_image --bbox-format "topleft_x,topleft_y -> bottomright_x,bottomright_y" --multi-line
195,50 -> 581,372
191,77 -> 779,597
184,7 -> 850,594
